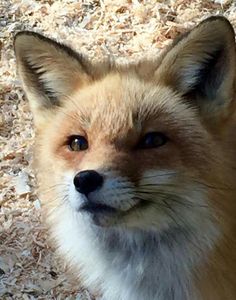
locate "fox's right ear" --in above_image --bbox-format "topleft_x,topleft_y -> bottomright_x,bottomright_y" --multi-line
14,32 -> 92,127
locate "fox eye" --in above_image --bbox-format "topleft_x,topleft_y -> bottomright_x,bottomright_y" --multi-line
138,132 -> 168,149
68,135 -> 88,151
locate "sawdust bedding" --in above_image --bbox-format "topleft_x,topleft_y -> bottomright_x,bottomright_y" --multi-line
0,0 -> 236,299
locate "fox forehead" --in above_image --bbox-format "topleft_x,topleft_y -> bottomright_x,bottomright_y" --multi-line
61,73 -> 200,138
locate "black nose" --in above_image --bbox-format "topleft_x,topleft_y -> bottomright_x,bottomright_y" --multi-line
74,170 -> 104,195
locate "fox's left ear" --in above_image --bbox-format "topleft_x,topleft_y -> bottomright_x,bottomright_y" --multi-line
14,32 -> 93,127
155,16 -> 236,119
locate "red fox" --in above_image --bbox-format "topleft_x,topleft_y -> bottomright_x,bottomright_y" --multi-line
14,16 -> 236,300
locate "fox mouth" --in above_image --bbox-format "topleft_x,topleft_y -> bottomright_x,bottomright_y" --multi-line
79,201 -> 119,226
79,199 -> 147,215
78,199 -> 149,227
79,202 -> 117,215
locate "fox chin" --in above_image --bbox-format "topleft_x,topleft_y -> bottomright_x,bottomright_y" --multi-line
15,16 -> 236,300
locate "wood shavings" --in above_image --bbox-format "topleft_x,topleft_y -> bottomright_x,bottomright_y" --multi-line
1,0 -> 235,298
14,171 -> 31,197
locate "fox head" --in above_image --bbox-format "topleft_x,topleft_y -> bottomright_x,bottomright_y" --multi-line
14,17 -> 236,237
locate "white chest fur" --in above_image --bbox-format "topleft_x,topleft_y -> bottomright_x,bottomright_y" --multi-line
50,205 -> 218,300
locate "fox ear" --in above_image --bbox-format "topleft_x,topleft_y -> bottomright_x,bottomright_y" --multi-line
155,16 -> 236,119
14,32 -> 92,126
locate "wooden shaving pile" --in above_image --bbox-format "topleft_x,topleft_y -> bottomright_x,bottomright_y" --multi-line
1,0 -> 236,299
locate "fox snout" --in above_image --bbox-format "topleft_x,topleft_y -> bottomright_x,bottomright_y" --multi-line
71,169 -> 140,226
73,170 -> 117,223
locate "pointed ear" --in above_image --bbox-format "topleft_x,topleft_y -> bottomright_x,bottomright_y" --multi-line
14,31 -> 93,127
155,16 -> 236,119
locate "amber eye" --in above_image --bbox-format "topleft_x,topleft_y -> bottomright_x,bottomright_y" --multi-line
68,135 -> 88,151
138,132 -> 168,149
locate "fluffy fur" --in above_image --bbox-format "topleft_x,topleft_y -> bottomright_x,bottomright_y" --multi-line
15,16 -> 236,299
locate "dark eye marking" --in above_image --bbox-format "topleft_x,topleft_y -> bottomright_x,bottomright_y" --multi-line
67,135 -> 88,151
138,132 -> 168,149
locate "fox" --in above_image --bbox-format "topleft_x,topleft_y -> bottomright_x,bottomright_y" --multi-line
14,16 -> 236,300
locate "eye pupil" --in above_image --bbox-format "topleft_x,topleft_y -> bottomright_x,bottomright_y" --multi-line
68,135 -> 88,151
139,132 -> 168,149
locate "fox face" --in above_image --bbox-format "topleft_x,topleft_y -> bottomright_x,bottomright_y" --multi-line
33,76 -> 214,230
15,17 -> 236,300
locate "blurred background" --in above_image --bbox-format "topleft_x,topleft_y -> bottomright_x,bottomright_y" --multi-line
0,0 -> 235,299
